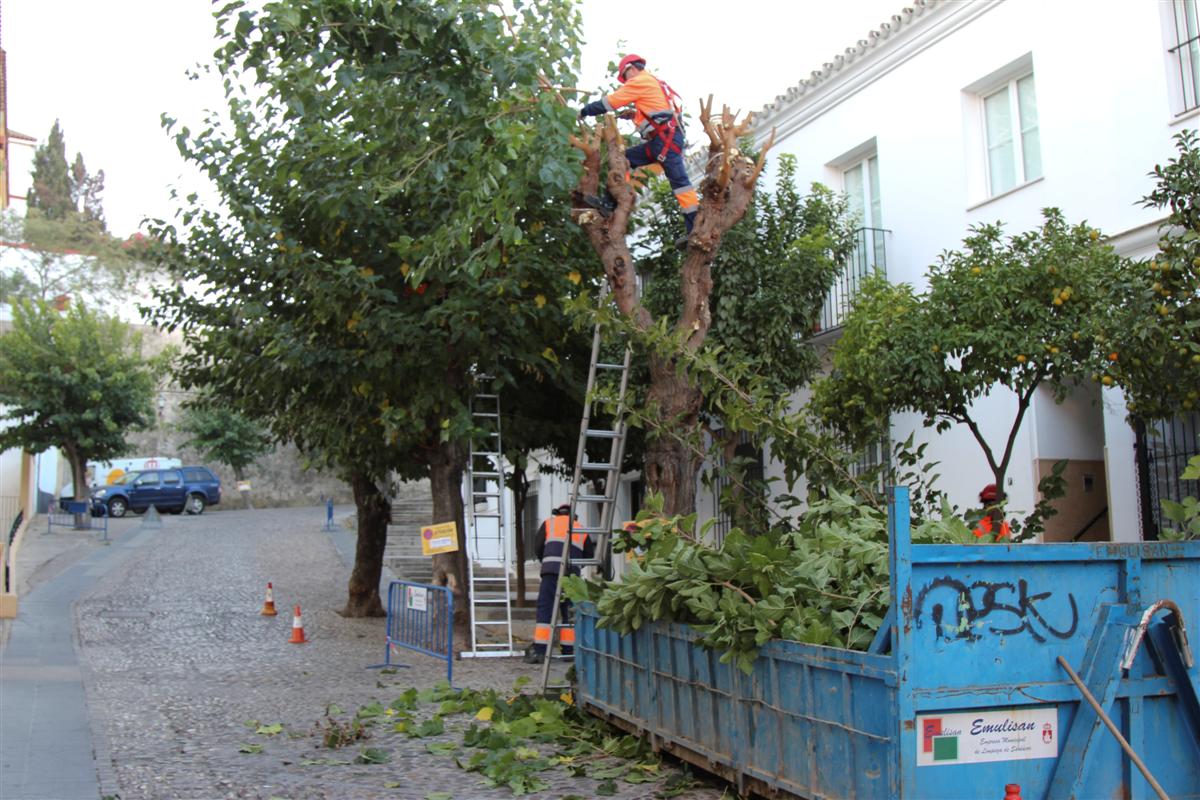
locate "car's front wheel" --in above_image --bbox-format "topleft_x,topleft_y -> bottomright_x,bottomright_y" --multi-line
185,493 -> 206,515
107,497 -> 128,518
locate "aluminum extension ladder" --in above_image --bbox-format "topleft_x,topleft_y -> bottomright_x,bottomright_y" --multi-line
539,290 -> 633,693
461,374 -> 521,658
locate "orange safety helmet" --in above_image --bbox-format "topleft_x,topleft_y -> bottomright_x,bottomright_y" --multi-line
617,54 -> 646,83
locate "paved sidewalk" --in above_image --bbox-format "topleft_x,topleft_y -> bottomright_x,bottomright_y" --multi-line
0,515 -> 151,799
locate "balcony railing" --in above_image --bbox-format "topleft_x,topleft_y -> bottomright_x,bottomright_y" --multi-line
816,226 -> 888,335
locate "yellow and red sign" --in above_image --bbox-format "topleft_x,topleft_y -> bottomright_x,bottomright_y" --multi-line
420,521 -> 459,556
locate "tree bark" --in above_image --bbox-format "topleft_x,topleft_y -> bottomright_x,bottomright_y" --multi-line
233,465 -> 254,510
340,470 -> 389,617
63,443 -> 89,529
571,102 -> 773,517
644,357 -> 704,516
428,440 -> 470,642
511,468 -> 529,608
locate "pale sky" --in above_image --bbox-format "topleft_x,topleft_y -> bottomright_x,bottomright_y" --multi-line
4,0 -> 902,238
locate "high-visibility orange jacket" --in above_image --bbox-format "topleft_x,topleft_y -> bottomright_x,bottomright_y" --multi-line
598,70 -> 680,140
535,514 -> 593,577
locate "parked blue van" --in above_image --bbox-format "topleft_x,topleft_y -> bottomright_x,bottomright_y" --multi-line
90,466 -> 222,517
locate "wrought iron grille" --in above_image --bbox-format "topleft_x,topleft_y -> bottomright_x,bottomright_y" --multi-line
1135,412 -> 1200,539
710,431 -> 764,547
816,227 -> 888,334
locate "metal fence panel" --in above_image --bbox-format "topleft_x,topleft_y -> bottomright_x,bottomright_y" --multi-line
382,580 -> 454,685
47,501 -> 107,539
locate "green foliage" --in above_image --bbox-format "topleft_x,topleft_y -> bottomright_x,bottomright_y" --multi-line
1160,454 -> 1200,540
640,155 -> 855,396
0,300 -> 156,470
303,680 -> 702,797
27,121 -> 76,221
566,490 -> 973,673
150,0 -> 593,487
178,400 -> 273,477
1099,129 -> 1200,419
812,209 -> 1124,529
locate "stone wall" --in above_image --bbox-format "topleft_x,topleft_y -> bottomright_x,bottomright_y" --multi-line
123,323 -> 354,509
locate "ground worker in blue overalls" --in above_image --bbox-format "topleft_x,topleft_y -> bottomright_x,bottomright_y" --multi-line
525,503 -> 594,664
578,54 -> 699,250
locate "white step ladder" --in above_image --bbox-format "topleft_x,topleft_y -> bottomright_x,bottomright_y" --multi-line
539,289 -> 633,692
462,374 -> 520,658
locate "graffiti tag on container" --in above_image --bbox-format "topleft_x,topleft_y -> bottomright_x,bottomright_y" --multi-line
913,578 -> 1078,643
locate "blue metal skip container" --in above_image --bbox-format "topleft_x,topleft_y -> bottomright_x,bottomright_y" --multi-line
574,488 -> 1200,799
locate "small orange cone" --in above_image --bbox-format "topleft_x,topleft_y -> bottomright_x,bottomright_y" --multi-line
260,582 -> 278,616
288,605 -> 307,644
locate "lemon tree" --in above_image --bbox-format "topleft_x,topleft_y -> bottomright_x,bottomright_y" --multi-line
812,210 -> 1125,527
1098,130 -> 1200,420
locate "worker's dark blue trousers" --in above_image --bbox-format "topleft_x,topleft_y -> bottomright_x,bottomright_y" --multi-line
625,126 -> 698,232
533,572 -> 573,655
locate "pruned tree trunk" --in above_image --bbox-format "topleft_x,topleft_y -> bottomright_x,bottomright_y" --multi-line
428,440 -> 470,642
571,100 -> 773,517
341,470 -> 389,617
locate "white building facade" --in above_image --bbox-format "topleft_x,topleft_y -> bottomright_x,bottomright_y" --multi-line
739,0 -> 1200,542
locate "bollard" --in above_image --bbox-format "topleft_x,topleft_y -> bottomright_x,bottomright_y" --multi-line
1002,784 -> 1022,800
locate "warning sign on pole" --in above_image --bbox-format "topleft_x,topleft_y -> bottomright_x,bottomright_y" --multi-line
420,521 -> 459,556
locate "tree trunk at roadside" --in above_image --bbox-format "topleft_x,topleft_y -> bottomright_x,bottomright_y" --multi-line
511,468 -> 529,608
233,465 -> 254,510
428,440 -> 470,642
341,470 -> 389,617
571,102 -> 772,518
64,443 -> 89,528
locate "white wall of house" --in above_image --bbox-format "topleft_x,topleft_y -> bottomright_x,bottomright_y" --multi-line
739,0 -> 1192,537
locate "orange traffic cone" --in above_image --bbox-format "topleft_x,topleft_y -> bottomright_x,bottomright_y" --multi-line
260,582 -> 278,616
288,605 -> 308,644
1003,785 -> 1023,800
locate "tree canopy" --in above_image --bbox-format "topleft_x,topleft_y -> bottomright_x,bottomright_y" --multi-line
812,209 -> 1125,527
3,121 -> 146,306
0,300 -> 156,501
151,0 -> 591,619
1098,129 -> 1200,420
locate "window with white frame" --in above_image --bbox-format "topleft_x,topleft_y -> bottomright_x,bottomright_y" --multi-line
982,74 -> 1042,196
843,155 -> 886,268
1168,0 -> 1200,115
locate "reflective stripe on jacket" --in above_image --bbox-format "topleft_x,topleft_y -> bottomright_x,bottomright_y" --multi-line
538,515 -> 590,575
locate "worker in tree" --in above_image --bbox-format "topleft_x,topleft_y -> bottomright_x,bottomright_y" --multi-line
525,503 -> 594,664
578,54 -> 699,250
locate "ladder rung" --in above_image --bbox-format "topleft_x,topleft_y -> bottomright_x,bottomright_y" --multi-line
582,462 -> 619,471
474,393 -> 498,400
596,362 -> 626,370
472,471 -> 501,479
570,527 -> 607,535
472,599 -> 511,605
474,412 -> 499,418
473,620 -> 514,626
472,450 -> 501,457
585,429 -> 621,439
574,494 -> 614,504
471,577 -> 510,583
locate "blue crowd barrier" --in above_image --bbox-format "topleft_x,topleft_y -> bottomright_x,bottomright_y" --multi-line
378,580 -> 454,685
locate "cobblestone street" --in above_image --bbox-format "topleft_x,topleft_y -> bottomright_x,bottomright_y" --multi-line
71,507 -> 729,800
